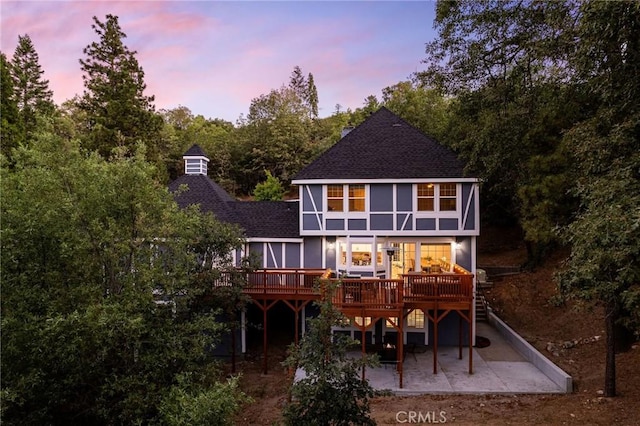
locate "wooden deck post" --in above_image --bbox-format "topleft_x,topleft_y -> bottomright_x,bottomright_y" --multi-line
398,316 -> 404,388
263,301 -> 268,374
469,303 -> 474,374
459,314 -> 463,360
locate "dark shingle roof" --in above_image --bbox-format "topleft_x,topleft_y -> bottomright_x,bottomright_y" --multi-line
183,144 -> 208,157
168,175 -> 299,238
168,175 -> 235,222
232,201 -> 300,238
293,107 -> 466,180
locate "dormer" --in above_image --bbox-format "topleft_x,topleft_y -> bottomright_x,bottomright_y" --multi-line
183,144 -> 209,175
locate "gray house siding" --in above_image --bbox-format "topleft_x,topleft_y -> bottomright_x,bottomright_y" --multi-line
416,218 -> 436,231
266,243 -> 282,267
302,184 -> 322,212
303,214 -> 322,231
249,242 -> 264,264
326,219 -> 344,231
303,237 -> 323,268
429,312 -> 470,346
348,219 -> 367,231
439,218 -> 459,231
370,214 -> 394,230
462,183 -> 476,231
455,237 -> 473,271
370,184 -> 393,212
397,213 -> 413,231
396,184 -> 412,211
285,243 -> 301,268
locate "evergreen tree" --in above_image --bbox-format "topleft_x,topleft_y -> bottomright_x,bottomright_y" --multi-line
288,65 -> 319,118
306,72 -> 319,118
78,14 -> 162,159
9,34 -> 54,141
1,53 -> 22,161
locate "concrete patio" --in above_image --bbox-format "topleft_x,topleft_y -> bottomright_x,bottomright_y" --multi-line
357,322 -> 570,395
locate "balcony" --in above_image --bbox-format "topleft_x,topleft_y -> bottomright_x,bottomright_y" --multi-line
213,268 -> 329,299
212,268 -> 473,311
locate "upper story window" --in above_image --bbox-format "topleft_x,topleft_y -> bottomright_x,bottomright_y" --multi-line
349,184 -> 365,212
417,183 -> 457,211
417,184 -> 435,211
440,184 -> 457,211
327,184 -> 366,212
327,185 -> 344,211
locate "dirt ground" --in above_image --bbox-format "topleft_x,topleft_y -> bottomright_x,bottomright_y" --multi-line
233,227 -> 640,425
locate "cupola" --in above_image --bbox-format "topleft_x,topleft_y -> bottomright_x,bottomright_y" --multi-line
183,144 -> 209,175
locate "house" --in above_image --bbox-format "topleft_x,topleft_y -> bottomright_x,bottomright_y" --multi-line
169,107 -> 480,386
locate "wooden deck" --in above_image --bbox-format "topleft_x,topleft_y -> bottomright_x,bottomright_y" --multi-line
213,268 -> 474,313
212,268 -> 475,385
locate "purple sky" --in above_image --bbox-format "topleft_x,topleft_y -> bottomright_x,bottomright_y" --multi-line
1,1 -> 437,122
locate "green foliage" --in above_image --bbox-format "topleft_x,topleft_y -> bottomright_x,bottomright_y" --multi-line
78,14 -> 162,160
159,374 -> 251,426
10,34 -> 55,142
1,136 -> 247,424
381,80 -> 450,140
555,0 -> 640,396
283,281 -> 377,426
1,53 -> 22,161
253,169 -> 285,201
419,1 -> 590,256
289,65 -> 319,118
235,85 -> 317,193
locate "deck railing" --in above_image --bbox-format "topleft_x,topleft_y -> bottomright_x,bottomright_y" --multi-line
213,268 -> 329,295
331,279 -> 404,310
212,268 -> 473,307
402,273 -> 474,303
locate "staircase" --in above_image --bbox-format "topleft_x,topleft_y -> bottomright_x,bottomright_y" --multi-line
475,290 -> 488,322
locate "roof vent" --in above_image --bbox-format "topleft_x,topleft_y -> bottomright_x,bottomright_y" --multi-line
392,123 -> 402,127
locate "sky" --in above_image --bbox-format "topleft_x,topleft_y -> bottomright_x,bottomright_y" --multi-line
1,1 -> 438,123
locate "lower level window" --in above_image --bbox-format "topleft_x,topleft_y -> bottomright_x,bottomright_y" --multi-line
407,310 -> 425,329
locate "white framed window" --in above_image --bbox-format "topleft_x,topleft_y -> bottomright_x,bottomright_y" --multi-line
439,183 -> 457,211
353,316 -> 372,327
348,184 -> 366,212
351,243 -> 372,267
416,183 -> 458,212
327,184 -> 344,212
417,183 -> 434,211
407,310 -> 425,329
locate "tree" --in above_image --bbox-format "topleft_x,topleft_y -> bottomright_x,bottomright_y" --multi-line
557,0 -> 640,398
283,281 -> 377,426
1,133 -> 247,423
1,53 -> 22,161
253,169 -> 285,201
9,34 -> 54,142
419,1 -> 586,261
289,65 -> 319,118
235,85 -> 315,193
78,14 -> 162,159
381,80 -> 450,140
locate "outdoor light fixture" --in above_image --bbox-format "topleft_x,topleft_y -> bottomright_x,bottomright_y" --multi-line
382,246 -> 399,258
327,242 -> 335,250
